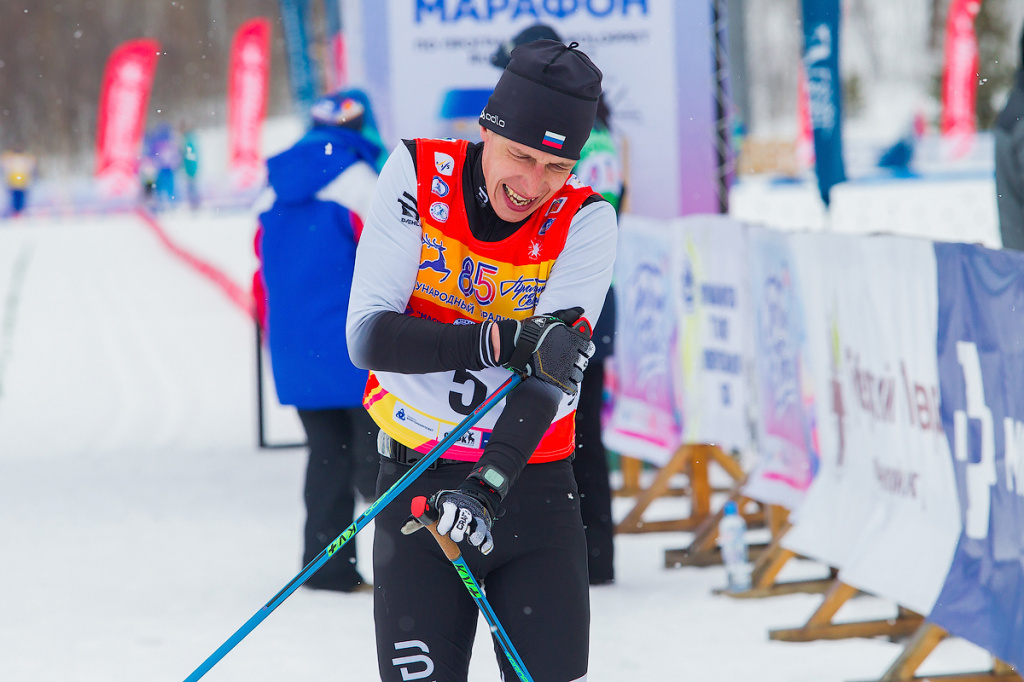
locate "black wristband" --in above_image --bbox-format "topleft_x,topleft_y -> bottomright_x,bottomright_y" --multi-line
458,474 -> 504,519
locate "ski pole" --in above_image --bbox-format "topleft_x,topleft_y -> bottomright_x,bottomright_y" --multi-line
183,373 -> 523,682
409,496 -> 535,682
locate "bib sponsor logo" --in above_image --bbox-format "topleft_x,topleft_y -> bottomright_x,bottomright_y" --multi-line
393,404 -> 438,438
429,201 -> 450,223
527,240 -> 542,260
566,173 -> 585,189
499,275 -> 546,311
431,176 -> 450,197
434,151 -> 455,176
539,217 -> 555,236
418,234 -> 451,283
546,197 -> 567,215
439,427 -> 491,449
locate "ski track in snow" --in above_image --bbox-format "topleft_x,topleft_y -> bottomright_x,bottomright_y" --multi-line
0,210 -> 996,681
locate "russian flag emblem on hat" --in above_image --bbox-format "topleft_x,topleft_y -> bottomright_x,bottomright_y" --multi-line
542,130 -> 566,149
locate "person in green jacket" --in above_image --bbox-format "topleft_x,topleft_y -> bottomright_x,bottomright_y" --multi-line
182,126 -> 200,211
491,24 -> 625,585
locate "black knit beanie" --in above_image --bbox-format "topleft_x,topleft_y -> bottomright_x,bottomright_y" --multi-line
479,39 -> 602,161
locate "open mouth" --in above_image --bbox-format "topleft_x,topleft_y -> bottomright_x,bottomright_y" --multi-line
502,184 -> 532,208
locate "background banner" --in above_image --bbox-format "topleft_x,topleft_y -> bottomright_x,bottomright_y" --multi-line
278,0 -> 318,110
940,0 -> 981,155
353,0 -> 720,219
931,244 -> 1024,671
674,215 -> 751,453
605,216 -> 681,465
94,38 -> 161,197
228,17 -> 272,190
780,234 -> 960,614
800,0 -> 846,205
742,228 -> 818,509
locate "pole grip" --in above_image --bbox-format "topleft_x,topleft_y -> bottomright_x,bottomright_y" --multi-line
411,496 -> 462,562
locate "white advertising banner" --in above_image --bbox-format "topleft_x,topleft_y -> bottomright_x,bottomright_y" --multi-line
350,0 -> 720,218
604,216 -> 681,465
782,233 -> 962,614
674,215 -> 751,453
743,227 -> 819,509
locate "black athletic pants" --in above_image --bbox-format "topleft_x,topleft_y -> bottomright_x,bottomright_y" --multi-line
572,362 -> 616,584
297,407 -> 379,590
374,457 -> 590,682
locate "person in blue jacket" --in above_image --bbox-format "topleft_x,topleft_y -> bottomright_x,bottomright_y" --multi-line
254,89 -> 386,592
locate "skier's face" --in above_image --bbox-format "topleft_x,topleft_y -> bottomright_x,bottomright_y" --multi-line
480,127 -> 575,223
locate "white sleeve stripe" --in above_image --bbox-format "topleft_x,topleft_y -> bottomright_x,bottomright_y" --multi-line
480,320 -> 496,367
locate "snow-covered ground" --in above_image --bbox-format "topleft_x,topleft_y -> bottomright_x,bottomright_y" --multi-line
0,209 -> 997,681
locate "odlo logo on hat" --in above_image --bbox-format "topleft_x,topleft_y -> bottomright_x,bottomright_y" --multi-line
480,109 -> 506,128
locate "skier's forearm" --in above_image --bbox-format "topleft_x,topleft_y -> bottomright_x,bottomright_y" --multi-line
353,310 -> 493,374
473,378 -> 562,492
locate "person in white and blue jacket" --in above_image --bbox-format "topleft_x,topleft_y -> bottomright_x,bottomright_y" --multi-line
254,89 -> 386,593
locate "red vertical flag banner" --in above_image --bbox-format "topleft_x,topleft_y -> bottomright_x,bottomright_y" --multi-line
940,0 -> 981,154
228,17 -> 272,190
94,39 -> 161,196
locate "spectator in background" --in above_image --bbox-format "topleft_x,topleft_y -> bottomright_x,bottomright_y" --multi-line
253,89 -> 385,593
182,125 -> 200,211
143,123 -> 182,211
492,24 -> 624,585
1,145 -> 36,217
996,26 -> 1024,250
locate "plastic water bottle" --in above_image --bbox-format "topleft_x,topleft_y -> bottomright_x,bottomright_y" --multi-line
718,500 -> 752,592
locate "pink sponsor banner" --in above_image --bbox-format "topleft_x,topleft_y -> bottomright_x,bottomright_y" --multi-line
228,17 -> 271,190
604,217 -> 682,466
796,62 -> 814,170
940,0 -> 981,154
328,32 -> 348,91
94,39 -> 160,197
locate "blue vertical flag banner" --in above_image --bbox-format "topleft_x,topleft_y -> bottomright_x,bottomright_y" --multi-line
932,243 -> 1024,671
801,0 -> 846,205
278,0 -> 319,111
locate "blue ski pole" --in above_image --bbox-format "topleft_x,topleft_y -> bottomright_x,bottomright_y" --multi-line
409,495 -> 535,682
183,373 -> 522,682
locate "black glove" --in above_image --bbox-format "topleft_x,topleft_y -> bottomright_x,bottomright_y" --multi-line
400,464 -> 508,556
498,307 -> 595,395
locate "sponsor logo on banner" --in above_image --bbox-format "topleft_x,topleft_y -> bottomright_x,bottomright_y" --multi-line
393,404 -> 438,439
434,151 -> 454,176
431,176 -> 449,197
930,243 -> 1024,670
429,202 -> 449,223
546,197 -> 567,215
413,0 -> 651,23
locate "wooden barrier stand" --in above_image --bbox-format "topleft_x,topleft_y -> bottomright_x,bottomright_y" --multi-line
768,580 -> 923,642
859,623 -> 1021,682
614,444 -> 757,534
